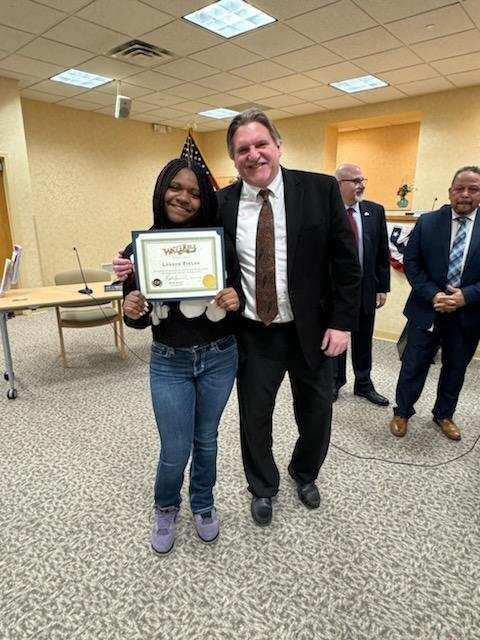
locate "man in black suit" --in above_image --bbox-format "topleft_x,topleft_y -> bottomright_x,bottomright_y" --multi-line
390,166 -> 480,440
332,164 -> 390,406
218,109 -> 361,526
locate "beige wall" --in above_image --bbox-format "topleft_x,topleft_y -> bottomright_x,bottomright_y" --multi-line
336,122 -> 420,210
0,77 -> 42,287
21,98 -> 202,284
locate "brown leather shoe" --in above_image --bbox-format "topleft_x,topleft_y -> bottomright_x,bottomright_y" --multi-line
390,416 -> 408,437
433,417 -> 461,441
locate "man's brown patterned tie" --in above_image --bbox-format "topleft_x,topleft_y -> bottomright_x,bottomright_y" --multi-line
255,189 -> 278,325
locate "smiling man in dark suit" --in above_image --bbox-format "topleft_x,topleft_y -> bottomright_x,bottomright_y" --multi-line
390,166 -> 480,440
218,109 -> 361,526
332,163 -> 390,406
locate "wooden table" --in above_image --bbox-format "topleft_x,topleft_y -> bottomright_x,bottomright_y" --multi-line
0,282 -> 124,399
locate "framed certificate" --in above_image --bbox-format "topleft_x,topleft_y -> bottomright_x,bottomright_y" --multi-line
132,228 -> 226,301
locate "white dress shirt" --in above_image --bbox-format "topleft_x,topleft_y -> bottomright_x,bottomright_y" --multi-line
450,207 -> 477,276
236,170 -> 293,322
345,201 -> 364,269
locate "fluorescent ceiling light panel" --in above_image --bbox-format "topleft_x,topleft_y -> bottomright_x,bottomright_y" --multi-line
198,108 -> 240,119
50,69 -> 112,88
330,75 -> 388,93
184,0 -> 276,38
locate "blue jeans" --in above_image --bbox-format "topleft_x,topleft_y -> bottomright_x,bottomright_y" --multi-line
150,335 -> 238,514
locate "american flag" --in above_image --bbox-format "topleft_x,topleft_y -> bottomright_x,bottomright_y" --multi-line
180,129 -> 219,190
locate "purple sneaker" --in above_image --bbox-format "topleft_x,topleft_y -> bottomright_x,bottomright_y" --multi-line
193,509 -> 219,543
151,506 -> 179,555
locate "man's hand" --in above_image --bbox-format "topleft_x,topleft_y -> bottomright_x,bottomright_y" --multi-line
446,285 -> 466,307
321,328 -> 349,357
113,252 -> 134,281
214,288 -> 239,312
123,290 -> 148,320
376,293 -> 387,309
433,289 -> 465,313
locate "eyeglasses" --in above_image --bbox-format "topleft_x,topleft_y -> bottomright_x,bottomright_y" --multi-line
339,178 -> 367,185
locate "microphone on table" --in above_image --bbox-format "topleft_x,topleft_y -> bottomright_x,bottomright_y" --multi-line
431,197 -> 438,210
73,246 -> 93,294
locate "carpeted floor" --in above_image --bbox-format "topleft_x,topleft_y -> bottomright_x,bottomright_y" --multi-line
1,310 -> 479,640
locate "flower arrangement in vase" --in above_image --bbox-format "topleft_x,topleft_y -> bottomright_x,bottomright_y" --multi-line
396,183 -> 413,209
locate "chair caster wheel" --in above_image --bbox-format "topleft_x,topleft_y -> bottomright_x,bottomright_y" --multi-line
7,388 -> 17,399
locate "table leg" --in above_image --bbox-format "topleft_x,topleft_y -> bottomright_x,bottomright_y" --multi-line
0,311 -> 17,399
116,300 -> 126,359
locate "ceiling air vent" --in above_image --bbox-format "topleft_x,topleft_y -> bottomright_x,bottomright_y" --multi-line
107,40 -> 173,64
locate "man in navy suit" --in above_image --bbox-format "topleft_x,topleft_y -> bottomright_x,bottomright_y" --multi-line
332,164 -> 390,406
390,166 -> 480,440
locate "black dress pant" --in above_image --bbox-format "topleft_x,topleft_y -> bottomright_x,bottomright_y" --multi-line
333,308 -> 376,392
394,314 -> 480,420
236,319 -> 332,498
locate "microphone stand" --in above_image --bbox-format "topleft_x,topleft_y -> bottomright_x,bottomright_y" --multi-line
431,197 -> 438,210
73,247 -> 93,294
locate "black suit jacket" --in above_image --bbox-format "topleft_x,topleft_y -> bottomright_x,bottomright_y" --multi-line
357,200 -> 390,315
403,204 -> 480,330
217,167 -> 362,369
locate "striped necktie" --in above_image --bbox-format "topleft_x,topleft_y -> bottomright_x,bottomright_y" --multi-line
446,217 -> 469,287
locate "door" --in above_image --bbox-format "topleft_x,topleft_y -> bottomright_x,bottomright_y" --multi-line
0,159 -> 13,267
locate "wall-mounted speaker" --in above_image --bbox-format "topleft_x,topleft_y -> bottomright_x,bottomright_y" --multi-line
115,95 -> 132,118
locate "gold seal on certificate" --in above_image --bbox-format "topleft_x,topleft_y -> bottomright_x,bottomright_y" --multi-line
132,228 -> 225,301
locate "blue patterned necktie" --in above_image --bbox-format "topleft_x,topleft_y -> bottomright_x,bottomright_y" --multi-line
446,217 -> 469,287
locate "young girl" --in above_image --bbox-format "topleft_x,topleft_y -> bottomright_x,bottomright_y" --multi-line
121,158 -> 242,555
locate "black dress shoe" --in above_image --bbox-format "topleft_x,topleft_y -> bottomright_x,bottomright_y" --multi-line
354,388 -> 390,406
251,497 -> 272,526
297,483 -> 320,509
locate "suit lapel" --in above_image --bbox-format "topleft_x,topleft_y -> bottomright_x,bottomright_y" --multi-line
463,208 -> 480,272
437,206 -> 452,268
220,180 -> 242,240
359,201 -> 372,260
283,168 -> 304,280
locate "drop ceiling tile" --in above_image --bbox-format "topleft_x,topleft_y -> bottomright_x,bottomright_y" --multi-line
154,58 -> 217,81
33,0 -> 93,11
229,84 -> 281,101
282,102 -> 324,115
410,29 -> 480,61
292,85 -> 342,101
96,81 -> 156,98
272,45 -> 343,72
27,79 -> 89,96
142,106 -> 189,119
378,64 -> 439,84
231,61 -> 291,83
355,47 -> 423,73
196,72 -> 253,91
77,0 -> 173,38
140,1 -> 212,17
7,73 -> 41,89
162,83 -> 217,99
287,0 -> 376,43
396,76 -> 454,95
261,94 -> 304,109
125,70 -> 183,90
354,0 -> 455,23
306,62 -> 366,84
447,68 -> 480,88
264,74 -> 319,93
353,85 -> 407,102
75,56 -> 142,79
43,18 -> 128,54
94,105 -> 115,115
463,0 -> 480,28
316,95 -> 364,109
173,100 -> 214,113
56,97 -> 101,110
252,0 -> 335,20
201,93 -> 245,107
234,23 -> 314,58
0,0 -> 65,34
138,92 -> 183,106
0,54 -> 64,78
0,25 -> 36,52
191,43 -> 262,71
387,6 -> 474,45
130,113 -> 161,123
431,54 -> 480,76
72,89 -> 117,105
16,38 -> 93,67
324,27 -> 402,58
143,20 -> 223,57
20,88 -> 64,102
263,109 -> 293,120
130,100 -> 164,114
0,50 -> 9,61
